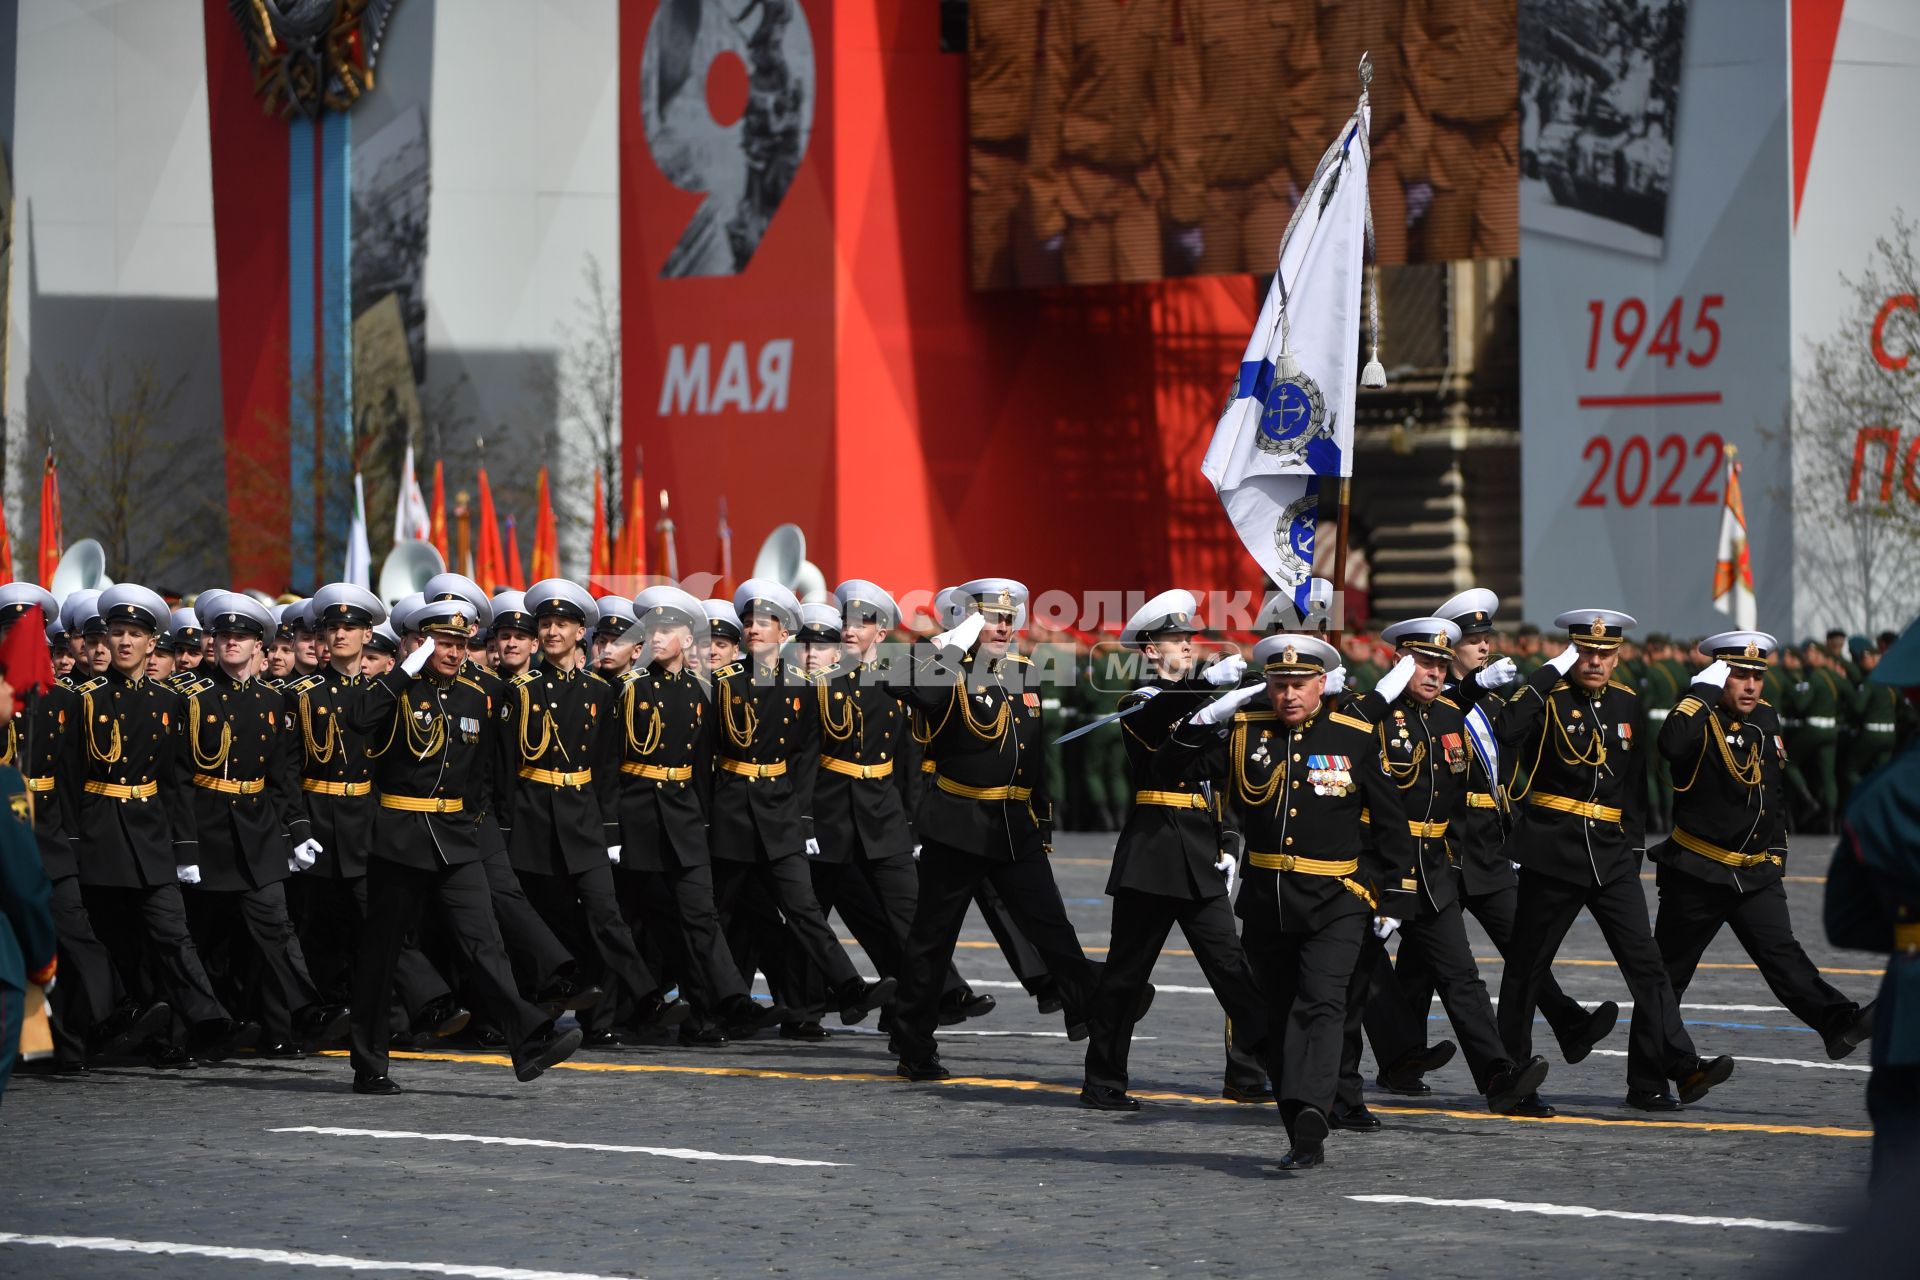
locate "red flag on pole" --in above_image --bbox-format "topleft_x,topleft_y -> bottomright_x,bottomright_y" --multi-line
530,467 -> 559,581
627,474 -> 648,582
37,450 -> 61,588
430,460 -> 449,564
475,466 -> 505,591
587,469 -> 609,597
0,605 -> 55,701
504,515 -> 527,591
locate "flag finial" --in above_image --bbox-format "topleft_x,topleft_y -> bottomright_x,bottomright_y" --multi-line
1359,52 -> 1373,91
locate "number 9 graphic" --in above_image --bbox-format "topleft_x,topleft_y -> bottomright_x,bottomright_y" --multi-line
641,0 -> 816,278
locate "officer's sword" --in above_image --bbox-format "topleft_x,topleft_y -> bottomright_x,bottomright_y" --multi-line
1050,698 -> 1153,746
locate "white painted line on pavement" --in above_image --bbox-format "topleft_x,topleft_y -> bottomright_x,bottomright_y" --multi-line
0,1232 -> 633,1279
837,1026 -> 1155,1040
965,979 -> 1216,996
1347,1195 -> 1841,1234
1585,1048 -> 1869,1073
967,978 -> 1795,1013
271,1126 -> 844,1168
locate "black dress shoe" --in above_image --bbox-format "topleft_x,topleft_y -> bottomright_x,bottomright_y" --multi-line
1279,1107 -> 1331,1169
1080,1085 -> 1141,1112
1825,1001 -> 1876,1060
353,1073 -> 402,1095
578,1029 -> 621,1048
938,989 -> 997,1026
17,1056 -> 87,1075
191,1018 -> 261,1062
515,1025 -> 585,1082
1330,1101 -> 1381,1131
836,976 -> 898,1025
1558,1000 -> 1621,1065
1378,1041 -> 1455,1094
627,996 -> 693,1037
412,997 -> 472,1040
1486,1056 -> 1552,1115
256,1040 -> 306,1059
467,1024 -> 508,1049
720,996 -> 788,1039
91,1001 -> 173,1058
1031,980 -> 1065,1016
1677,1054 -> 1735,1104
147,1041 -> 195,1069
295,1003 -> 352,1045
1625,1087 -> 1682,1112
678,1023 -> 728,1047
534,971 -> 604,1018
1222,1082 -> 1274,1104
1509,1092 -> 1556,1119
781,1020 -> 828,1041
897,1057 -> 951,1082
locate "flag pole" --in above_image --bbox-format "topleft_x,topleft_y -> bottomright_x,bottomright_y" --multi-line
1330,477 -> 1351,642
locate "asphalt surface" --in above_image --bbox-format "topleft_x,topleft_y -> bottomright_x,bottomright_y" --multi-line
0,833 -> 1885,1278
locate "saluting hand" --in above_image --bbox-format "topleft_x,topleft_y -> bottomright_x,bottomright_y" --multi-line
1475,657 -> 1519,689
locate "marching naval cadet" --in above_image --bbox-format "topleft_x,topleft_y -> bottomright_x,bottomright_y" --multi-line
265,606 -> 298,685
1079,590 -> 1261,1112
505,578 -> 685,1037
1645,631 -> 1875,1080
61,590 -> 110,679
709,577 -> 895,1026
170,608 -> 205,675
1496,609 -> 1735,1111
343,595 -> 583,1093
698,599 -> 744,679
288,600 -> 323,678
1374,589 -> 1615,1112
884,578 -> 1096,1080
1824,614 -> 1920,1192
47,616 -> 75,682
0,584 -> 126,1068
145,629 -> 177,683
285,583 -> 465,1040
1161,633 -> 1411,1168
362,622 -> 399,678
63,584 -> 257,1063
1334,618 -> 1551,1122
489,590 -> 538,680
411,577 -> 601,1024
176,591 -> 346,1054
608,586 -> 787,1045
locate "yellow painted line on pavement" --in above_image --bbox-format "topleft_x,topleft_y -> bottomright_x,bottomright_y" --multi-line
1471,957 -> 1883,977
330,1051 -> 1870,1140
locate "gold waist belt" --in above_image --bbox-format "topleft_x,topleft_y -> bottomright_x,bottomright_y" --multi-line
1134,790 -> 1208,810
622,762 -> 694,782
719,758 -> 787,779
24,776 -> 54,793
192,774 -> 266,796
935,775 -> 1032,803
1246,851 -> 1359,876
380,794 -> 464,814
302,779 -> 373,797
1672,826 -> 1782,869
1466,792 -> 1498,810
85,779 -> 158,801
821,756 -> 894,780
1529,792 -> 1623,824
517,765 -> 592,788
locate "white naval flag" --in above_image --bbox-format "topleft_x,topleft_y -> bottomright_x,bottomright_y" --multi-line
394,444 -> 432,546
1202,76 -> 1376,606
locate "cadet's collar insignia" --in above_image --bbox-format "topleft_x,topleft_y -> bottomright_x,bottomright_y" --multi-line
1588,617 -> 1606,638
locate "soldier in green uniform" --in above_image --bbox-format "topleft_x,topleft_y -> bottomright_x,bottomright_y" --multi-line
1849,648 -> 1908,793
1079,638 -> 1131,831
1790,641 -> 1850,832
1639,635 -> 1684,833
1511,624 -> 1546,679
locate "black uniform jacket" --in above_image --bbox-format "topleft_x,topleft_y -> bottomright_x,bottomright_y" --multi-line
1446,678 -> 1519,896
613,661 -> 713,871
1107,677 -> 1223,900
501,659 -> 619,877
884,642 -> 1052,862
811,659 -> 916,862
1350,688 -> 1473,920
284,665 -> 378,878
62,668 -> 198,889
708,655 -> 819,861
1496,664 -> 1648,887
2,685 -> 82,880
1650,680 -> 1789,891
176,666 -> 309,891
350,666 -> 502,870
1162,696 -> 1412,932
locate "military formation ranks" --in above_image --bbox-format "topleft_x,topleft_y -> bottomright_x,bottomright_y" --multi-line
4,563 -> 1918,1184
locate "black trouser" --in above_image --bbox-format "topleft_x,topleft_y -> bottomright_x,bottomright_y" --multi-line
1499,868 -> 1696,1093
479,850 -> 574,994
183,880 -> 320,1039
289,874 -> 451,1023
1643,870 -> 1857,1081
714,854 -> 860,996
81,882 -> 228,1030
891,839 -> 1096,1063
977,881 -> 1053,993
1352,902 -> 1512,1096
1085,889 -> 1267,1092
350,857 -> 550,1078
44,873 -> 115,1061
522,863 -> 660,1013
1396,879 -> 1593,1050
794,853 -> 973,1012
1869,1063 -> 1920,1196
615,862 -> 746,1019
1241,906 -> 1366,1133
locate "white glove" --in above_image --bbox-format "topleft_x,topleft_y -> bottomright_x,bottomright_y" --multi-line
176,864 -> 202,885
1323,665 -> 1348,696
1695,660 -> 1732,690
1192,681 -> 1265,728
1548,644 -> 1580,675
402,638 -> 434,677
1372,916 -> 1402,940
607,845 -> 622,865
911,844 -> 922,861
1475,657 -> 1519,689
804,837 -> 821,856
1215,852 -> 1238,898
1203,653 -> 1247,687
293,838 -> 321,868
931,611 -> 986,652
1373,654 -> 1417,703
